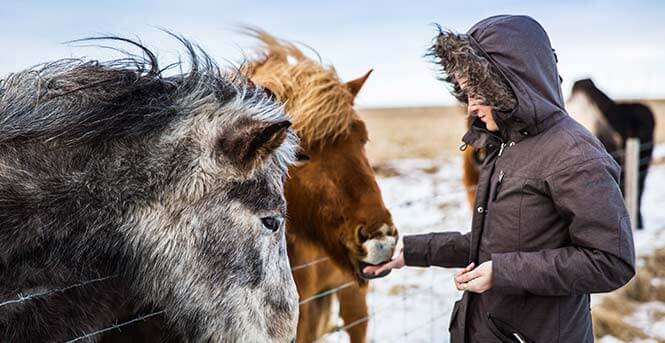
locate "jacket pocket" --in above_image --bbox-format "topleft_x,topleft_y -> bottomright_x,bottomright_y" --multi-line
449,299 -> 462,331
487,314 -> 535,343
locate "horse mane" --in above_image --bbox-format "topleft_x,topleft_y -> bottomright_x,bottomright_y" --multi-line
241,28 -> 356,149
0,35 -> 242,146
571,78 -> 616,114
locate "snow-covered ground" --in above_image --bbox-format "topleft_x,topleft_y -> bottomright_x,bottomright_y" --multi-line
322,145 -> 665,343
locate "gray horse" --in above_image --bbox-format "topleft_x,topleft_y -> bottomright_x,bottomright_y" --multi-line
0,37 -> 299,342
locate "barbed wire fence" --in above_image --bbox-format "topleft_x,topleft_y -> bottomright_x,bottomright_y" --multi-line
65,310 -> 166,343
608,141 -> 654,173
0,274 -> 162,343
304,184 -> 466,342
299,256 -> 451,342
0,275 -> 116,308
4,139 -> 651,343
297,139 -> 657,342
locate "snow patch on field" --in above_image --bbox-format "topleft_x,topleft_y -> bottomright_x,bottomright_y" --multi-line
321,147 -> 665,343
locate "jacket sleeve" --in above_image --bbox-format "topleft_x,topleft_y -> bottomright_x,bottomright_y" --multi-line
403,232 -> 470,268
492,157 -> 636,296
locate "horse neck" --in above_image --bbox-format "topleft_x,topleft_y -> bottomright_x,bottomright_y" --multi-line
285,197 -> 353,261
585,85 -> 616,116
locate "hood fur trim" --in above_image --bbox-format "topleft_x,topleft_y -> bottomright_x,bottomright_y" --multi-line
427,27 -> 517,112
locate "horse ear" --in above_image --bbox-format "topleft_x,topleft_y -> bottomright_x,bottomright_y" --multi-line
247,120 -> 291,161
218,120 -> 291,170
345,69 -> 373,98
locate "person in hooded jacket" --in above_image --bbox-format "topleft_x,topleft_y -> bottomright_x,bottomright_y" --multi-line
363,15 -> 636,343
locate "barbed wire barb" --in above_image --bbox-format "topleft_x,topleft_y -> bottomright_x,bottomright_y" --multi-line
64,310 -> 166,343
0,275 -> 117,308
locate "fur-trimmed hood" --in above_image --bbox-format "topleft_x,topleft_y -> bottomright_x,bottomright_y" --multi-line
430,15 -> 567,146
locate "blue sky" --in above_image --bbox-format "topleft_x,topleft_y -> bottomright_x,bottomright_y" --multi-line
1,0 -> 664,107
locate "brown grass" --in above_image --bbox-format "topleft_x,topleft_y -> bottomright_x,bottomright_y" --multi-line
644,247 -> 665,278
593,247 -> 665,341
592,305 -> 649,341
359,99 -> 665,165
358,105 -> 467,164
623,269 -> 655,302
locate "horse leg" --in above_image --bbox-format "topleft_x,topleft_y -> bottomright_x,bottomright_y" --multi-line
337,283 -> 368,343
636,142 -> 653,230
315,294 -> 333,338
297,297 -> 328,343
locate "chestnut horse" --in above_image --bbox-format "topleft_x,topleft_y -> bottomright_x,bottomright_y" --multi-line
243,30 -> 398,342
462,116 -> 485,208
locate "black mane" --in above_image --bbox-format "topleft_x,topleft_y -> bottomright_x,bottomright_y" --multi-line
571,79 -> 615,114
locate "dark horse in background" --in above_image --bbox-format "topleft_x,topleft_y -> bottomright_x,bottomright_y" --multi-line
570,78 -> 656,229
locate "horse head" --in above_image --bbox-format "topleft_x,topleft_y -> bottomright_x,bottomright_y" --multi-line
0,37 -> 299,342
244,30 -> 398,282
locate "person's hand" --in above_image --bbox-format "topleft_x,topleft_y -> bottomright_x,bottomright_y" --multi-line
454,261 -> 492,293
362,250 -> 405,276
453,262 -> 475,291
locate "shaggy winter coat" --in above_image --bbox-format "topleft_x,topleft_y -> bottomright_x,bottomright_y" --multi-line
404,15 -> 635,342
0,38 -> 299,342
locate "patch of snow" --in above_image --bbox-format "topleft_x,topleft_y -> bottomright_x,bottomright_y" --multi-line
626,301 -> 665,340
321,147 -> 665,343
599,336 -> 627,343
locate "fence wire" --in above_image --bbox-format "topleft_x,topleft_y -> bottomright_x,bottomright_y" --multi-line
609,141 -> 654,158
65,310 -> 165,343
299,281 -> 356,306
382,310 -> 450,343
315,279 -> 452,342
320,282 -> 444,340
326,316 -> 370,337
0,191 -> 504,342
6,142 -> 656,342
0,275 -> 116,308
291,257 -> 329,271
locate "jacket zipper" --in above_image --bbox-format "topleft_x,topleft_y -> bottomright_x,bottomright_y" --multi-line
491,141 -> 508,202
498,142 -> 506,157
492,170 -> 505,202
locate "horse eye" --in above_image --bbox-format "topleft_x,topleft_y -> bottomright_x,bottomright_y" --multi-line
296,152 -> 310,161
261,216 -> 283,232
263,86 -> 275,99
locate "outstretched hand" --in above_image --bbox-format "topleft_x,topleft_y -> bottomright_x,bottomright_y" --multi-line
454,261 -> 492,293
360,247 -> 493,295
362,250 -> 405,276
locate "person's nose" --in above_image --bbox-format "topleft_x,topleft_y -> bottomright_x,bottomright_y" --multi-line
468,104 -> 480,117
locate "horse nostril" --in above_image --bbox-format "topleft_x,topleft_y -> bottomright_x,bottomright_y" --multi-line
261,216 -> 283,232
356,225 -> 369,242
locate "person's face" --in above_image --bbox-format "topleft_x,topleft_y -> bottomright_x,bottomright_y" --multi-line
468,97 -> 498,132
457,77 -> 498,132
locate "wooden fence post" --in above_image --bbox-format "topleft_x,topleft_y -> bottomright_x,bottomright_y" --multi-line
624,138 -> 640,231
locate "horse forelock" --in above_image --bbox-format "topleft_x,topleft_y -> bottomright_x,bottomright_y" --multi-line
242,29 -> 356,150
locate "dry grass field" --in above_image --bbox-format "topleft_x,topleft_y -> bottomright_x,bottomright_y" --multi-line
359,99 -> 665,165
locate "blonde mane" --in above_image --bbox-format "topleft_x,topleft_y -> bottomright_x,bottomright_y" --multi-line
242,29 -> 357,149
